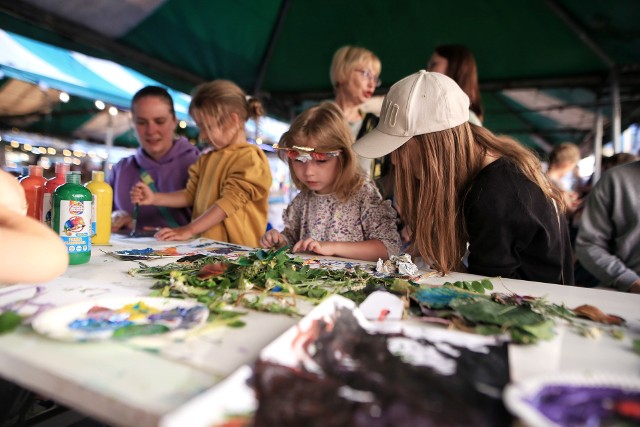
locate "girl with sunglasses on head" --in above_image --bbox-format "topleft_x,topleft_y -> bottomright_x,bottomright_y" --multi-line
131,80 -> 272,247
260,102 -> 401,262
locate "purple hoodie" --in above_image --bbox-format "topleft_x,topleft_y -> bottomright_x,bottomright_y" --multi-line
108,136 -> 200,229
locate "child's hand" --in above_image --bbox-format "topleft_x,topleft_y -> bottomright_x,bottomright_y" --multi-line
155,226 -> 193,241
260,229 -> 286,249
130,182 -> 154,205
292,237 -> 334,256
111,210 -> 132,231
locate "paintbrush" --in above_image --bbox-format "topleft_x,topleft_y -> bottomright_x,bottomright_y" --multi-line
129,203 -> 139,237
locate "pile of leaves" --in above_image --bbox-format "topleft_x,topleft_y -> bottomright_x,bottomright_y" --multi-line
128,247 -> 414,321
129,248 -> 628,345
413,281 -> 626,344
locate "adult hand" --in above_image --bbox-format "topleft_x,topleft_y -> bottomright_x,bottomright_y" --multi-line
111,210 -> 132,231
292,237 -> 334,256
154,226 -> 193,241
260,229 -> 286,249
130,182 -> 154,205
629,279 -> 640,294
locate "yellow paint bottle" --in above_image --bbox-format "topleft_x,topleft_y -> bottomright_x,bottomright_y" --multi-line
85,171 -> 113,245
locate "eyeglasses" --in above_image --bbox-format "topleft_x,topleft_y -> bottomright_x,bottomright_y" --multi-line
354,69 -> 381,88
273,144 -> 342,163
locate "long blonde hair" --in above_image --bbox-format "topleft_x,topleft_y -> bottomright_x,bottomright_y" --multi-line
279,102 -> 364,201
393,123 -> 564,274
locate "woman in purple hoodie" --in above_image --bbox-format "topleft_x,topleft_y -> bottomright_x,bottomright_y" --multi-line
109,86 -> 200,233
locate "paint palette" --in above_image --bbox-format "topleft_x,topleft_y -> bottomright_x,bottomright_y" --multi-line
106,239 -> 251,260
31,297 -> 209,342
106,246 -> 190,260
503,371 -> 640,427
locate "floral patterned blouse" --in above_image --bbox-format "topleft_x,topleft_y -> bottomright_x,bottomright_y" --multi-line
281,180 -> 402,257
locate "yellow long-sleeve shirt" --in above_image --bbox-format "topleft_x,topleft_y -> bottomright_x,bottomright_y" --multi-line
184,142 -> 271,247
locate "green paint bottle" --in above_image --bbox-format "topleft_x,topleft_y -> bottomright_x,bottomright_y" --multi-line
52,171 -> 92,265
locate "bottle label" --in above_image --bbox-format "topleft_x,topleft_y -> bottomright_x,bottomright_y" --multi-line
42,193 -> 52,226
91,194 -> 97,236
58,200 -> 92,254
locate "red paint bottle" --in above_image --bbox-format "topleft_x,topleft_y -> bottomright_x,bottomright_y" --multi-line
19,165 -> 46,221
42,163 -> 70,226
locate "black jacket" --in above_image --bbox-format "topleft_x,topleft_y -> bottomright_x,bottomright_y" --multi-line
464,157 -> 574,285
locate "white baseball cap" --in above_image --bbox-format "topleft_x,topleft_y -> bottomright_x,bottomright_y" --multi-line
353,70 -> 470,158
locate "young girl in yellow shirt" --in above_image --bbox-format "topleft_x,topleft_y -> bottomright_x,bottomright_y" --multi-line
131,80 -> 272,247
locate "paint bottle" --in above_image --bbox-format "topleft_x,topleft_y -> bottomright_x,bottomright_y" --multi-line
19,165 -> 46,221
85,170 -> 113,245
42,163 -> 70,226
53,171 -> 92,265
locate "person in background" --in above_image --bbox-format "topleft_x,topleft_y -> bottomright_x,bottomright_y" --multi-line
427,44 -> 483,126
330,45 -> 382,177
131,80 -> 272,247
546,142 -> 582,210
546,142 -> 581,187
260,102 -> 401,262
109,86 -> 200,233
546,142 -> 583,245
575,160 -> 640,293
0,169 -> 67,284
354,71 -> 573,285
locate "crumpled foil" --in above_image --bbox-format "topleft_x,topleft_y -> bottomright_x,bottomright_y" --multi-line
376,254 -> 419,276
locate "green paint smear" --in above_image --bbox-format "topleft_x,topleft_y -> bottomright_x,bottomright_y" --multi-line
112,324 -> 170,339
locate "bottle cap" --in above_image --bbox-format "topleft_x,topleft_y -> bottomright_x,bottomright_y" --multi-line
65,171 -> 82,184
55,163 -> 70,174
28,165 -> 44,176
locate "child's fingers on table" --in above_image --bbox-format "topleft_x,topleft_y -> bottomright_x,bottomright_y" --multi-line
293,237 -> 314,253
154,228 -> 173,240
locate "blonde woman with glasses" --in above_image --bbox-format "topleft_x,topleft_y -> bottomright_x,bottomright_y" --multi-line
330,45 -> 382,177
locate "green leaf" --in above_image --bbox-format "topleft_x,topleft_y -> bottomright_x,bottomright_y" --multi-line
226,320 -> 246,328
475,324 -> 503,336
509,328 -> 537,344
451,299 -> 546,327
0,311 -> 22,334
112,324 -> 170,339
519,320 -> 555,341
610,329 -> 624,340
480,279 -> 494,290
443,279 -> 492,295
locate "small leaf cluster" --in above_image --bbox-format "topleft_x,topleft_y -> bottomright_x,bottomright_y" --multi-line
443,279 -> 493,294
129,247 -> 413,317
0,311 -> 22,334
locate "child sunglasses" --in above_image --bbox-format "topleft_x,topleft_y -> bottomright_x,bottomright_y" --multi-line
273,144 -> 342,163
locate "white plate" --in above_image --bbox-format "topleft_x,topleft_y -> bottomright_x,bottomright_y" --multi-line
503,371 -> 640,427
31,296 -> 209,342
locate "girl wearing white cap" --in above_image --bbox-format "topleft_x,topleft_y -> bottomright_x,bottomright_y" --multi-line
260,102 -> 401,262
353,70 -> 574,285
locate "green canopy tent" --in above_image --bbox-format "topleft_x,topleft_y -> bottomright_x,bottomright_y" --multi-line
1,0 -> 639,156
